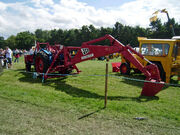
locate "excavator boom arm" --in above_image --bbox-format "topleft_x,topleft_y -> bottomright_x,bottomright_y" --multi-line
70,34 -> 164,96
72,34 -> 160,81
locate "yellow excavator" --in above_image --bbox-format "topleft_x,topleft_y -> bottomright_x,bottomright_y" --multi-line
120,9 -> 180,83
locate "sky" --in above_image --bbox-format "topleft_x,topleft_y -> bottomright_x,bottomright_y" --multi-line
0,0 -> 180,38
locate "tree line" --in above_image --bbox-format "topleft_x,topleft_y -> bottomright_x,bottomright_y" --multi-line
0,19 -> 180,50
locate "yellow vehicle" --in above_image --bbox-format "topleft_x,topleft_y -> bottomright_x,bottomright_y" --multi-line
120,36 -> 180,83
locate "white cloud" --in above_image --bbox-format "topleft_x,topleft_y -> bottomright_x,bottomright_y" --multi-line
31,0 -> 54,7
0,0 -> 180,38
0,2 -> 7,11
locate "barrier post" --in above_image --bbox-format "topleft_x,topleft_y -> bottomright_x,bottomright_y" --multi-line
104,62 -> 108,108
0,59 -> 3,74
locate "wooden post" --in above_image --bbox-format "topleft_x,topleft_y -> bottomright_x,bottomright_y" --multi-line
0,59 -> 3,74
104,62 -> 108,108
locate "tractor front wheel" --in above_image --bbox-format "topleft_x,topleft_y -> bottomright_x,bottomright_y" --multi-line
120,63 -> 130,75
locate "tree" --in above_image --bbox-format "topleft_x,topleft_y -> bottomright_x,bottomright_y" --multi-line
89,25 -> 100,40
3,20 -> 180,49
165,18 -> 176,37
174,22 -> 180,36
5,35 -> 16,49
35,29 -> 51,43
48,29 -> 65,45
132,26 -> 148,47
16,31 -> 36,49
149,19 -> 172,39
80,25 -> 91,42
0,36 -> 5,49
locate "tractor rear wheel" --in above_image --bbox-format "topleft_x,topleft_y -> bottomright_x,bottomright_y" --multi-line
35,52 -> 49,73
120,63 -> 130,75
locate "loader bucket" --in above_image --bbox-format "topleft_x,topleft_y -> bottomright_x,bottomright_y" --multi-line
141,79 -> 164,96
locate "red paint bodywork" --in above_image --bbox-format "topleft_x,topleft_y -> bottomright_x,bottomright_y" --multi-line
24,35 -> 164,96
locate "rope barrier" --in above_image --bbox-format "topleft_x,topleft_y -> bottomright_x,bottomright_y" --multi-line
110,75 -> 180,87
23,70 -> 180,87
4,68 -> 180,87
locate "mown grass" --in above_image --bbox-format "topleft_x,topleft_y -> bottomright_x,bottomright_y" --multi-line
0,57 -> 180,135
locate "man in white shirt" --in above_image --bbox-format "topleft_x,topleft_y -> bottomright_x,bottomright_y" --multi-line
5,46 -> 12,68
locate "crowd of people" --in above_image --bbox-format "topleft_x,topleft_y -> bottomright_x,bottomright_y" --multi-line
0,47 -> 27,69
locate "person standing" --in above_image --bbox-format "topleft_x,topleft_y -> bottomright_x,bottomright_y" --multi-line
14,48 -> 20,63
0,48 -> 4,68
5,46 -> 12,68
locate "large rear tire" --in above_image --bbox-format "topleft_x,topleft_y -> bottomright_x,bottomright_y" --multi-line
155,63 -> 166,82
35,51 -> 50,73
147,62 -> 166,82
120,63 -> 130,75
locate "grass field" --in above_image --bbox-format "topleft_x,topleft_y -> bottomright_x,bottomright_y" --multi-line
0,57 -> 180,135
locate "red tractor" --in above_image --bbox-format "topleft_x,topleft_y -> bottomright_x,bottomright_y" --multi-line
24,35 -> 164,96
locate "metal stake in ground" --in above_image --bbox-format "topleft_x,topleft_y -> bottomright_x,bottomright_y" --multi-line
104,62 -> 108,108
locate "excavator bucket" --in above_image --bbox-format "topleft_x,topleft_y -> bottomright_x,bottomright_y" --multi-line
141,79 -> 164,96
139,63 -> 165,96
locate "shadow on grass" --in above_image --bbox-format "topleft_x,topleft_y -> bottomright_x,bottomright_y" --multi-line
78,107 -> 105,120
170,78 -> 180,85
114,72 -> 145,88
18,69 -> 159,103
114,72 -> 168,90
0,95 -> 67,113
77,96 -> 159,120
